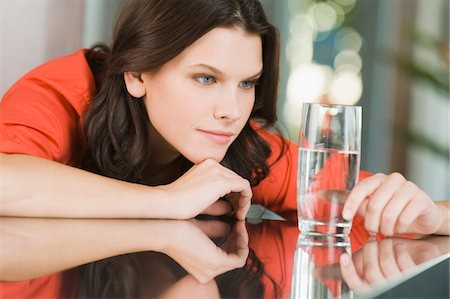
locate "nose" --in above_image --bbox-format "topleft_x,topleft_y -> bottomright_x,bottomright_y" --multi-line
213,86 -> 242,121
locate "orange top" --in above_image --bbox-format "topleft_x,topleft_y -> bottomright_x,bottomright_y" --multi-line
0,49 -> 374,298
0,49 -> 94,165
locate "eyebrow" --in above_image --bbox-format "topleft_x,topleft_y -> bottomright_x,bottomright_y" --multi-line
188,63 -> 263,79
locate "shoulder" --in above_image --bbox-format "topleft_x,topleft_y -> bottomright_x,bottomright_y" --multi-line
1,49 -> 95,115
0,49 -> 96,163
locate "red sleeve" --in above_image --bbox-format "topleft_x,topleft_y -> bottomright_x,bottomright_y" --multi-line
0,49 -> 94,165
0,273 -> 63,299
246,221 -> 299,299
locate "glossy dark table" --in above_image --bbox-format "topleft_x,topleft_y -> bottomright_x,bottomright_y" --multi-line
0,206 -> 449,299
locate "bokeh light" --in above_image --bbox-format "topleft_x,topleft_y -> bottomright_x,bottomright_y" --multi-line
334,27 -> 363,52
309,2 -> 338,32
283,0 -> 364,137
287,63 -> 333,102
334,49 -> 362,73
283,63 -> 334,137
328,70 -> 363,105
333,0 -> 357,13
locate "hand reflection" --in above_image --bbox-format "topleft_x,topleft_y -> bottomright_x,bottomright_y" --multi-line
339,237 -> 448,293
164,219 -> 249,283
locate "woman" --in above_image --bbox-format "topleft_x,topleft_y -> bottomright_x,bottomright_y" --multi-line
0,0 -> 448,236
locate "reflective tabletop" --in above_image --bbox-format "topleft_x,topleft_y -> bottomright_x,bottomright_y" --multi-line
1,208 -> 449,299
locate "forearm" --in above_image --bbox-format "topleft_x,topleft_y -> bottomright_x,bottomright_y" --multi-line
434,200 -> 450,235
0,153 -> 172,218
0,218 -> 176,281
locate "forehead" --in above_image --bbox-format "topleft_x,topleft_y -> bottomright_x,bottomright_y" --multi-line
163,27 -> 263,76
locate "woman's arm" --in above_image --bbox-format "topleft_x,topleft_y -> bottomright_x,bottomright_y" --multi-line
0,153 -> 251,219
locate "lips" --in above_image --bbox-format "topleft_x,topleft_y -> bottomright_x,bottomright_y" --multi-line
197,129 -> 235,145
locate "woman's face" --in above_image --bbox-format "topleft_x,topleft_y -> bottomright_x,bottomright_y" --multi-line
138,27 -> 262,164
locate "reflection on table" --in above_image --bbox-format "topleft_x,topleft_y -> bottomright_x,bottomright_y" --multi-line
291,233 -> 450,299
0,215 -> 448,298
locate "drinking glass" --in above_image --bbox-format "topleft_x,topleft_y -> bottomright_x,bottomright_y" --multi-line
297,103 -> 361,236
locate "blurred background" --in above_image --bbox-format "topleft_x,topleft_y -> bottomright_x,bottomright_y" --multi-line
1,0 -> 449,199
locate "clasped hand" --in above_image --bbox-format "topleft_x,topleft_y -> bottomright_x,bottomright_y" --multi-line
158,159 -> 252,220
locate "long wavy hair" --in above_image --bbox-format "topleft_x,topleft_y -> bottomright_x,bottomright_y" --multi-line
82,0 -> 283,185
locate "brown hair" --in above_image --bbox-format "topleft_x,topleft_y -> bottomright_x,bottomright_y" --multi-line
82,0 -> 282,185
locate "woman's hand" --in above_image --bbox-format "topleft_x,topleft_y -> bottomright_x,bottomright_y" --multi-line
343,173 -> 445,236
163,219 -> 249,283
158,159 -> 252,220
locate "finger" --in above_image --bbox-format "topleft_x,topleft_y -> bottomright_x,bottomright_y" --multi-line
362,240 -> 386,284
219,220 -> 246,252
340,253 -> 369,293
226,180 -> 252,220
207,159 -> 242,179
394,195 -> 428,234
351,249 -> 366,278
393,242 -> 416,272
363,173 -> 406,234
396,190 -> 440,235
378,239 -> 401,277
219,236 -> 249,269
356,197 -> 369,218
343,173 -> 386,221
197,159 -> 239,181
235,237 -> 250,265
379,181 -> 415,236
234,220 -> 249,245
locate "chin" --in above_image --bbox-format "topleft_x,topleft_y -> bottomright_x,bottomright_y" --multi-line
185,151 -> 227,165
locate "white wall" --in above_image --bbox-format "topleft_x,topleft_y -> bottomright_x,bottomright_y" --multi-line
82,0 -> 125,48
0,0 -> 84,97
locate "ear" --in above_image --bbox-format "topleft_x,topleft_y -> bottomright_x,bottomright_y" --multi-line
124,72 -> 146,98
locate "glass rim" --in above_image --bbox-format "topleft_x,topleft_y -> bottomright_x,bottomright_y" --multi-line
302,102 -> 361,109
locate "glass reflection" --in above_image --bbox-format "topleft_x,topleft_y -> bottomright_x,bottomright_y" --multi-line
291,234 -> 352,299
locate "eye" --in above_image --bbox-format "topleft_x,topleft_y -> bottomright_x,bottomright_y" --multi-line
239,79 -> 258,90
195,75 -> 216,85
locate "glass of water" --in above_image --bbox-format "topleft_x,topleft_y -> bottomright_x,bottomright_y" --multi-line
297,103 -> 361,236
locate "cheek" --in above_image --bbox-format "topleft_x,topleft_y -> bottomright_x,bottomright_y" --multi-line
145,81 -> 191,120
241,97 -> 256,121
144,87 -> 205,142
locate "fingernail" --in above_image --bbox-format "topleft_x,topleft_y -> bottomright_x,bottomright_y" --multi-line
343,208 -> 352,220
340,253 -> 350,266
